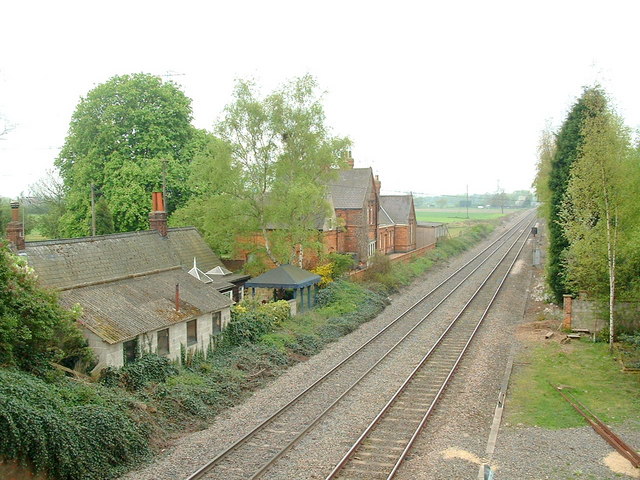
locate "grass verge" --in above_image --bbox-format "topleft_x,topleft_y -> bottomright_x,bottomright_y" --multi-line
507,341 -> 640,429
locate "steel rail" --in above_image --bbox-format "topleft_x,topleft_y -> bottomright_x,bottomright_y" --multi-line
245,217 -> 535,479
325,217 -> 533,480
554,385 -> 640,468
184,212 -> 535,480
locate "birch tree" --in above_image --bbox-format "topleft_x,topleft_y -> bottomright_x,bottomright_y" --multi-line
178,75 -> 350,268
560,93 -> 633,348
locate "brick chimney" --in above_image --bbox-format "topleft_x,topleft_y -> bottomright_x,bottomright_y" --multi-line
344,150 -> 354,169
149,192 -> 168,237
374,175 -> 381,196
6,201 -> 25,251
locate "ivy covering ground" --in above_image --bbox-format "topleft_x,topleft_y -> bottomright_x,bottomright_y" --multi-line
0,222 -> 494,479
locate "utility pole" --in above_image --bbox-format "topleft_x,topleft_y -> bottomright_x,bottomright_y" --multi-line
91,183 -> 96,236
162,158 -> 167,206
466,184 -> 469,219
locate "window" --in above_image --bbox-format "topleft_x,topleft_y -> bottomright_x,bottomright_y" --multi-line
123,339 -> 138,364
187,319 -> 197,346
157,328 -> 169,355
212,311 -> 222,334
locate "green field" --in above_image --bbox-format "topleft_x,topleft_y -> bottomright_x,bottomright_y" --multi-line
415,207 -> 510,224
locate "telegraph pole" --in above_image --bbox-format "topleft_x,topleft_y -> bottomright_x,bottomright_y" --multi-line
91,183 -> 96,236
466,184 -> 469,219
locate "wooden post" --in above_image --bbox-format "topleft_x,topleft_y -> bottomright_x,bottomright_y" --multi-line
91,183 -> 96,236
563,295 -> 573,330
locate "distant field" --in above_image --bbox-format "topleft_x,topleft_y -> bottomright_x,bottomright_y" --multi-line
415,207 -> 510,224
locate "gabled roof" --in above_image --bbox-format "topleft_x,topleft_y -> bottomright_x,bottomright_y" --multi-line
378,204 -> 394,227
379,195 -> 415,225
23,226 -> 247,290
24,231 -> 176,290
329,168 -> 375,209
23,227 -> 237,344
245,264 -> 321,289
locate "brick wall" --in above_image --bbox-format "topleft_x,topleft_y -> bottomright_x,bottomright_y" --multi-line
394,225 -> 416,253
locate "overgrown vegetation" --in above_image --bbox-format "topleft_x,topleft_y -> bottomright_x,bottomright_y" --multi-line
0,221 -> 494,479
0,369 -> 149,480
0,242 -> 92,375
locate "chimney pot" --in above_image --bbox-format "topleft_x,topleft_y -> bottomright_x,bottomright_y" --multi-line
175,283 -> 180,312
149,192 -> 168,237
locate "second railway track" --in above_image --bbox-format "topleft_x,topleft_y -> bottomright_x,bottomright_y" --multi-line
185,212 -> 536,480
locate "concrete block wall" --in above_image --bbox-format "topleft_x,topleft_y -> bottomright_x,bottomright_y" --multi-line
563,297 -> 640,333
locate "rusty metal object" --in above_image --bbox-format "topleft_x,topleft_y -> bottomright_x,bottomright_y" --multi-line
553,385 -> 640,468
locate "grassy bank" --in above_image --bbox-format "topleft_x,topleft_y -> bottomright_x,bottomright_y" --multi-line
507,340 -> 640,429
0,222 -> 497,479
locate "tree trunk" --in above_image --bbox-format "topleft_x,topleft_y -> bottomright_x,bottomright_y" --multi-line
297,244 -> 304,268
261,227 -> 280,267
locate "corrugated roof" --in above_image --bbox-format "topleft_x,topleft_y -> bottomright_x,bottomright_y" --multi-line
379,195 -> 414,224
61,269 -> 232,344
245,264 -> 320,289
329,168 -> 374,209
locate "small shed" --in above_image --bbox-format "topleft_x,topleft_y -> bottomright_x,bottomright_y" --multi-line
245,264 -> 321,312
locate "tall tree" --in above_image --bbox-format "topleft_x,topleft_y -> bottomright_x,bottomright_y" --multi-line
561,93 -> 634,347
55,73 -> 200,236
29,170 -> 66,239
546,86 -> 607,303
172,75 -> 350,268
533,124 -> 556,219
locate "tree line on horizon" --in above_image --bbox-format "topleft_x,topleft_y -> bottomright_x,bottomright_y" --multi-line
534,85 -> 640,346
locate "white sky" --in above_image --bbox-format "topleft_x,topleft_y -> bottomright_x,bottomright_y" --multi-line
1,0 -> 639,199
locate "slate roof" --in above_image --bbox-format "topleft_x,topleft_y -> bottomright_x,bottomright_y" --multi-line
378,204 -> 394,226
245,264 -> 321,289
167,227 -> 249,285
24,227 -> 247,291
23,227 -> 237,344
328,168 -> 374,209
61,268 -> 231,344
379,195 -> 414,225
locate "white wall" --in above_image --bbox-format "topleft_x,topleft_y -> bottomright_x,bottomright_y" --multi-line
85,307 -> 232,371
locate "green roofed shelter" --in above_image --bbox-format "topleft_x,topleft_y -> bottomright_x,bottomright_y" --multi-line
245,264 -> 321,311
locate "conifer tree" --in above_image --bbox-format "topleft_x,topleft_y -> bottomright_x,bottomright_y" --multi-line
547,87 -> 607,303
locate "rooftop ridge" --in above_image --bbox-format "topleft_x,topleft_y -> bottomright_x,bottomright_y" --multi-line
25,229 -> 160,247
58,265 -> 182,291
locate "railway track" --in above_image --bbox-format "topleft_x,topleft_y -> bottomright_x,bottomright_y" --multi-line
185,212 -> 536,480
325,212 -> 532,479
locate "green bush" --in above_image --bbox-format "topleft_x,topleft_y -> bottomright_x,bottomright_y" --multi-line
326,252 -> 356,278
0,243 -> 93,374
100,353 -> 178,391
